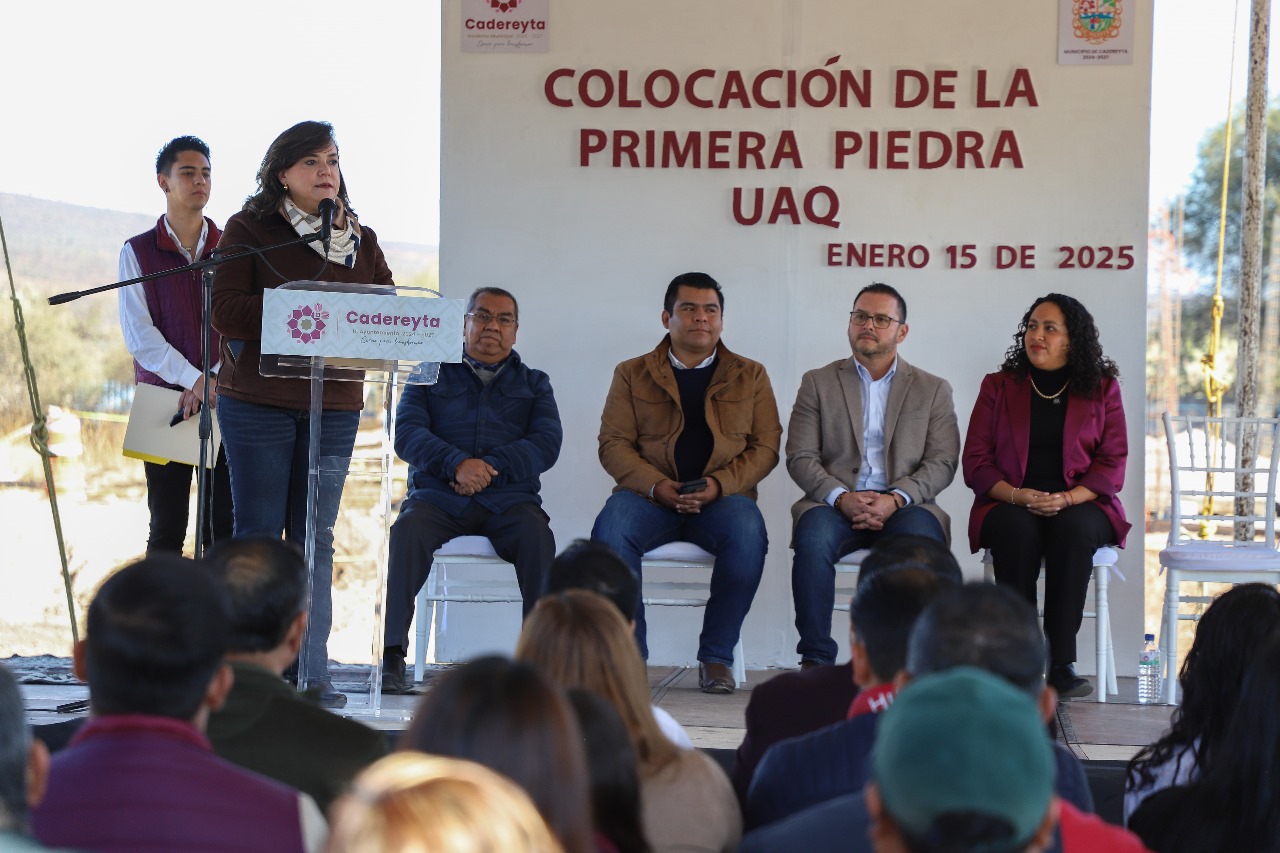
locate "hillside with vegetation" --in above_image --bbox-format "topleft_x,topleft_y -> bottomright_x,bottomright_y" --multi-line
0,193 -> 438,429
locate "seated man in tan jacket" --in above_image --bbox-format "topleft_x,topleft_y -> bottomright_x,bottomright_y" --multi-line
591,272 -> 782,694
787,282 -> 959,668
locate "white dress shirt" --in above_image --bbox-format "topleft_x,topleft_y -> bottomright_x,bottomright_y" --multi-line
825,357 -> 911,508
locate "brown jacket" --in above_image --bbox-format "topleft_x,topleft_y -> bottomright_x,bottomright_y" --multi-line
211,209 -> 394,411
598,336 -> 781,499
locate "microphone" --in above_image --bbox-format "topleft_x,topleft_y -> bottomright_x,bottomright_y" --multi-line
318,198 -> 336,254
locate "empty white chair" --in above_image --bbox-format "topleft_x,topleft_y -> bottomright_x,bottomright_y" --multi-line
1158,413 -> 1280,704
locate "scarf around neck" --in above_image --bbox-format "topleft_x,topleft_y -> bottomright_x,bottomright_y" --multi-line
282,196 -> 361,268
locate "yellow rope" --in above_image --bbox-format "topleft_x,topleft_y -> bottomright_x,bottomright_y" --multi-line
0,210 -> 79,643
1199,0 -> 1243,537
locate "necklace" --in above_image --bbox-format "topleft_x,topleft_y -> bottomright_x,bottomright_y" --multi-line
1029,374 -> 1070,405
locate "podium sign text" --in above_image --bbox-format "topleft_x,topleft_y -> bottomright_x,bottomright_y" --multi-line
262,289 -> 465,361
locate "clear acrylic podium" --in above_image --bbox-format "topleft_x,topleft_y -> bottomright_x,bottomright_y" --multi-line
260,281 -> 463,719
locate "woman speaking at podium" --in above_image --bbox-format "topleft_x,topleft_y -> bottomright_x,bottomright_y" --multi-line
211,120 -> 394,708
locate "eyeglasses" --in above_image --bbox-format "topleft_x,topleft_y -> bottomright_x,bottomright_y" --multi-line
849,310 -> 901,330
466,311 -> 517,328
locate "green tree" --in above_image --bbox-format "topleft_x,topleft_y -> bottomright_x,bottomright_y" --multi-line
1181,101 -> 1280,287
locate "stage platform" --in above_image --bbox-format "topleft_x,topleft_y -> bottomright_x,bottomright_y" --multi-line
14,656 -> 1173,758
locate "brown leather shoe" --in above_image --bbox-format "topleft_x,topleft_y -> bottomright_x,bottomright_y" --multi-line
698,662 -> 735,695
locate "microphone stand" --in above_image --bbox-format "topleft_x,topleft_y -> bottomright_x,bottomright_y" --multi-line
48,231 -> 324,557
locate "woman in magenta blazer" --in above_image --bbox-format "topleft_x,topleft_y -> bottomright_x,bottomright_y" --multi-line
963,293 -> 1130,699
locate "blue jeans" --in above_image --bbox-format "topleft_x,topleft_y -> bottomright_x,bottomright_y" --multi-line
217,395 -> 359,680
791,503 -> 945,664
590,490 -> 768,666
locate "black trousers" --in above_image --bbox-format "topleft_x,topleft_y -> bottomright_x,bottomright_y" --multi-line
384,498 -> 554,652
142,444 -> 232,555
981,501 -> 1113,665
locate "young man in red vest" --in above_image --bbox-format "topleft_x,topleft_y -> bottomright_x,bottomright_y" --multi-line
118,136 -> 232,554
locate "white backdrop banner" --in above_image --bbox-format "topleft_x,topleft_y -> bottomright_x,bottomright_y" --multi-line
441,0 -> 1153,668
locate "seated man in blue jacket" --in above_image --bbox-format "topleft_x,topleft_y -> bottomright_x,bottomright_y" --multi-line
382,287 -> 562,693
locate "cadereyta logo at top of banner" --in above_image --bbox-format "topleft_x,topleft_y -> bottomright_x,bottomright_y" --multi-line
287,303 -> 329,345
490,0 -> 522,11
1072,0 -> 1121,45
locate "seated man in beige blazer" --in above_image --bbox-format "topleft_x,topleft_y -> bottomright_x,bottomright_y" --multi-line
786,283 -> 959,667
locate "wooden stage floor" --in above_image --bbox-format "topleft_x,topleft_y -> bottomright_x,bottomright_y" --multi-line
17,658 -> 1174,762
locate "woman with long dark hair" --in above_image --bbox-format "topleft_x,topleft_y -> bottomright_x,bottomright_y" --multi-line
1124,583 -> 1280,821
566,688 -> 649,853
211,120 -> 394,707
1129,628 -> 1280,851
400,656 -> 594,853
962,293 -> 1129,698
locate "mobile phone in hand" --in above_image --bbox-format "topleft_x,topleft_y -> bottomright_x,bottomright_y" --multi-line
678,478 -> 708,495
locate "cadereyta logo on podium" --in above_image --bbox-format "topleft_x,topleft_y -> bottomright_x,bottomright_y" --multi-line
489,0 -> 522,10
287,303 -> 329,345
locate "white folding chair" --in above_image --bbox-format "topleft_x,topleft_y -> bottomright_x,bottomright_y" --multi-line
981,548 -> 1120,702
831,549 -> 871,612
413,536 -> 519,681
1158,413 -> 1280,704
640,542 -> 747,686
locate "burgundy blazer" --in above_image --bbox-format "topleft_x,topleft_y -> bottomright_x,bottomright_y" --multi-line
962,370 -> 1130,552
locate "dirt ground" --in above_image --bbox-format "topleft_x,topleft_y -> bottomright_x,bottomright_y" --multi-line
0,445 -> 394,666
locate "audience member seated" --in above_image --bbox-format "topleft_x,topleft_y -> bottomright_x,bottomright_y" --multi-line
202,537 -> 388,815
566,688 -> 649,853
905,583 -> 1095,813
400,656 -> 593,853
327,752 -> 564,853
745,566 -> 954,828
1128,630 -> 1280,852
0,664 -> 51,851
867,667 -> 1061,853
517,590 -> 742,853
1124,583 -> 1280,823
741,583 -> 1105,853
30,555 -> 325,852
546,538 -> 692,749
731,534 -> 962,801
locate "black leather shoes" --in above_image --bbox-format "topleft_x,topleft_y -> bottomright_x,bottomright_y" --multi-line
1048,663 -> 1093,699
381,647 -> 419,695
699,662 -> 735,694
314,679 -> 347,709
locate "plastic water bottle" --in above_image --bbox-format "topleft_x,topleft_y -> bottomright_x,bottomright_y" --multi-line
1138,634 -> 1163,704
